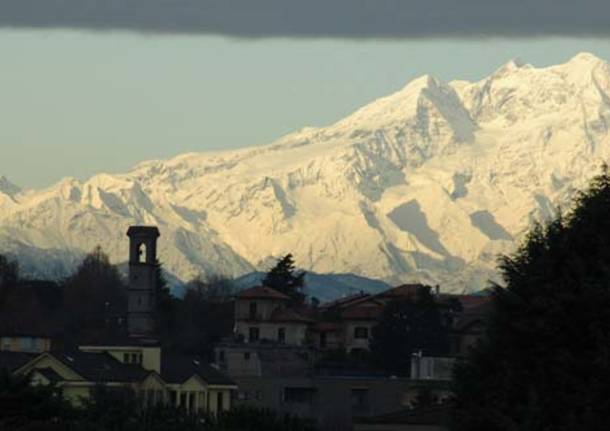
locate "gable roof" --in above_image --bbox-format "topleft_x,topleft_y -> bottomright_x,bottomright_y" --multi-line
320,292 -> 372,310
161,354 -> 235,386
237,286 -> 290,301
48,350 -> 149,383
375,284 -> 426,300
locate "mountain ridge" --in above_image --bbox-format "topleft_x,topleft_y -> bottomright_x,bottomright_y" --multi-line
2,52 -> 610,293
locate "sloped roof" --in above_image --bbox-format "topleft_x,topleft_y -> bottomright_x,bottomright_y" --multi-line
0,351 -> 36,372
320,292 -> 371,310
50,350 -> 149,382
376,284 -> 426,300
161,353 -> 235,386
237,286 -> 290,300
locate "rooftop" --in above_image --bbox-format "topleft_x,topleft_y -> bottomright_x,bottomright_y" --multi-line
237,286 -> 290,301
161,353 -> 235,386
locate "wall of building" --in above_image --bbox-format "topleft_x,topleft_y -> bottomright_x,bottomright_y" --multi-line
235,321 -> 307,345
343,321 -> 375,353
232,375 -> 412,431
235,298 -> 281,321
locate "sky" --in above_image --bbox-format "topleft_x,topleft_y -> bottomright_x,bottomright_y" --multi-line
2,2 -> 610,189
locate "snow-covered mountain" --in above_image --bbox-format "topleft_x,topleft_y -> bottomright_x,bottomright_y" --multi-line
3,52 -> 610,293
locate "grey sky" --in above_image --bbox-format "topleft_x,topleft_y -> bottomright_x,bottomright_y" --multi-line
1,1 -> 610,38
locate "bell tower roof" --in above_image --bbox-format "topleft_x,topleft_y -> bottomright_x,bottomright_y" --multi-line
127,226 -> 160,238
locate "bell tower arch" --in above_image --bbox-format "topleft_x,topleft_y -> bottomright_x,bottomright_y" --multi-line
126,226 -> 160,338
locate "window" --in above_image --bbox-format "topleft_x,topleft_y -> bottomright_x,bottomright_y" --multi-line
218,350 -> 226,362
283,387 -> 317,404
244,352 -> 251,360
249,327 -> 260,342
278,327 -> 286,344
131,353 -> 139,364
137,243 -> 146,263
354,326 -> 369,339
123,353 -> 130,363
249,301 -> 258,319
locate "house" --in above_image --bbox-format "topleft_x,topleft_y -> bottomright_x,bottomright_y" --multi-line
0,225 -> 236,415
234,286 -> 312,345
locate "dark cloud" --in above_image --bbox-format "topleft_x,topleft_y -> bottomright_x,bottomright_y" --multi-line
1,0 -> 609,38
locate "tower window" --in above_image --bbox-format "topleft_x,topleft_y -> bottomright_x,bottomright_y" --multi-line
278,328 -> 286,344
137,243 -> 147,263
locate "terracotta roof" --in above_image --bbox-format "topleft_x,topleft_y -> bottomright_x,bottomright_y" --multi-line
237,286 -> 290,300
320,292 -> 371,310
161,353 -> 235,386
341,306 -> 382,321
376,284 -> 427,300
269,308 -> 313,323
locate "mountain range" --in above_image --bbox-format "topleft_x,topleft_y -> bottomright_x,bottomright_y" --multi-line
2,52 -> 610,295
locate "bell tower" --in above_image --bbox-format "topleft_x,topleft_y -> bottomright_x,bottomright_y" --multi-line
126,226 -> 160,338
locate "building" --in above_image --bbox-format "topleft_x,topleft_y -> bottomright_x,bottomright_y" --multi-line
0,225 -> 236,415
234,286 -> 312,345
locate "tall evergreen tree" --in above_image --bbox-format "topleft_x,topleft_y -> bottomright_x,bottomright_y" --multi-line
262,254 -> 305,304
370,285 -> 452,374
451,166 -> 610,431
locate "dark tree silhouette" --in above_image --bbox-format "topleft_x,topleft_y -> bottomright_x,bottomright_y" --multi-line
370,285 -> 452,374
0,254 -> 18,288
63,246 -> 126,339
262,254 -> 305,304
451,166 -> 610,431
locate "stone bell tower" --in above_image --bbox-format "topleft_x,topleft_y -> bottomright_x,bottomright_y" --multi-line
126,226 -> 160,338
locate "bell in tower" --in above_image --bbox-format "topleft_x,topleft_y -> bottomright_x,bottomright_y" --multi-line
126,226 -> 160,338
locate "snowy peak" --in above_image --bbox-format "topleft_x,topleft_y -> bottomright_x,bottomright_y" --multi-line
2,53 -> 610,293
